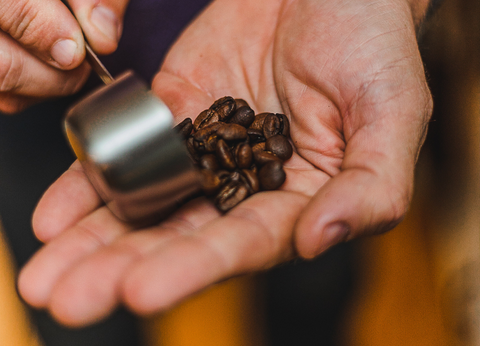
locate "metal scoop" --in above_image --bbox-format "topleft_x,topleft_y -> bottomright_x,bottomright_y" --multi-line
64,42 -> 200,225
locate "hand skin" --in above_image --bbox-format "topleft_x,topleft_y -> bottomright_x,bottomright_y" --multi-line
0,0 -> 128,113
18,0 -> 433,327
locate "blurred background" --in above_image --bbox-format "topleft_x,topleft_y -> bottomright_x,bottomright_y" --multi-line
0,0 -> 478,344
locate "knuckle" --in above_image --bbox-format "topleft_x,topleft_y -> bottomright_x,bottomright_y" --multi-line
0,47 -> 24,93
0,98 -> 28,114
0,1 -> 39,45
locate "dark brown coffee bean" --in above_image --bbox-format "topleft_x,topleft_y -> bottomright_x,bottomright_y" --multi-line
216,139 -> 236,170
229,106 -> 255,128
193,139 -> 205,153
241,169 -> 260,193
216,123 -> 248,141
279,113 -> 290,137
263,113 -> 289,138
184,96 -> 293,213
209,96 -> 236,122
193,109 -> 220,131
203,134 -> 218,152
249,112 -> 270,131
200,169 -> 221,195
247,128 -> 266,143
186,137 -> 199,162
215,169 -> 231,185
258,160 -> 286,190
265,135 -> 293,161
215,182 -> 249,212
199,154 -> 219,171
193,122 -> 223,141
251,142 -> 266,155
235,142 -> 253,169
234,98 -> 250,109
253,150 -> 281,166
174,118 -> 193,138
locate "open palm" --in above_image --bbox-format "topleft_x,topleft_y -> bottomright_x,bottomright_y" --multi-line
19,0 -> 432,326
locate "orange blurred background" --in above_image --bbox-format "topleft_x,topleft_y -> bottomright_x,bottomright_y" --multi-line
0,0 -> 478,345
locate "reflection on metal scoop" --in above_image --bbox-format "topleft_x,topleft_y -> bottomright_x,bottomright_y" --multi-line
65,68 -> 200,224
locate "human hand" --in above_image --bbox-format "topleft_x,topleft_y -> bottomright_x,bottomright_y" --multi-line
0,0 -> 129,113
18,0 -> 433,326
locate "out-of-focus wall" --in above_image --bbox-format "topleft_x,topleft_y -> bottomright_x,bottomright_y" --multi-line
0,221 -> 43,346
341,0 -> 480,345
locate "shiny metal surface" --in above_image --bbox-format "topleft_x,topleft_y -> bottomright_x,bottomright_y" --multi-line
65,71 -> 200,224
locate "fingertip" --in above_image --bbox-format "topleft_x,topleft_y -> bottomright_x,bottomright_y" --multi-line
294,169 -> 409,258
17,259 -> 49,308
295,218 -> 350,258
32,164 -> 102,243
50,35 -> 85,69
73,4 -> 123,55
48,274 -> 115,328
121,270 -> 162,315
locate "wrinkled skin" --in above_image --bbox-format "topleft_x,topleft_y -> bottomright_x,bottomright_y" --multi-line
0,0 -> 128,113
18,0 -> 432,327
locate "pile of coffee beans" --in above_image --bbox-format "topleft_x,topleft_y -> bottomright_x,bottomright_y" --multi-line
174,96 -> 293,212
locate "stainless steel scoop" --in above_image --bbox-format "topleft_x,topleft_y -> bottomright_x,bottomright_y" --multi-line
64,45 -> 200,224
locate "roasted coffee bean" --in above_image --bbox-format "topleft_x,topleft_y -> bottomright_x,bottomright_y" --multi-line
174,118 -> 193,138
203,134 -> 218,152
235,142 -> 253,169
193,109 -> 220,131
209,96 -> 236,122
251,142 -> 266,155
193,122 -> 223,141
259,160 -> 286,190
199,154 -> 219,171
247,128 -> 266,143
241,169 -> 260,193
200,169 -> 221,195
229,106 -> 255,128
265,135 -> 293,161
253,150 -> 281,166
216,139 -> 236,170
263,113 -> 289,138
249,112 -> 270,131
215,182 -> 249,212
181,96 -> 293,213
216,123 -> 248,141
234,98 -> 250,109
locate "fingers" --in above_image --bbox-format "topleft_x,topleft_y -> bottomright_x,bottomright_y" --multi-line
32,161 -> 102,243
0,31 -> 90,98
21,192 -> 307,327
295,81 -> 433,258
46,198 -> 219,326
122,192 -> 308,315
18,206 -> 133,309
68,0 -> 130,55
0,0 -> 85,69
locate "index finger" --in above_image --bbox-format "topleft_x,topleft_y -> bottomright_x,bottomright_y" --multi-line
0,0 -> 85,69
32,160 -> 103,243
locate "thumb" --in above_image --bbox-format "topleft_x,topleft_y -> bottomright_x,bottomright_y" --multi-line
0,0 -> 85,69
68,0 -> 130,55
295,84 -> 432,259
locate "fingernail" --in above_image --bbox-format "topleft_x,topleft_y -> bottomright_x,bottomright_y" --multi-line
317,222 -> 349,255
90,6 -> 120,42
51,39 -> 78,67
